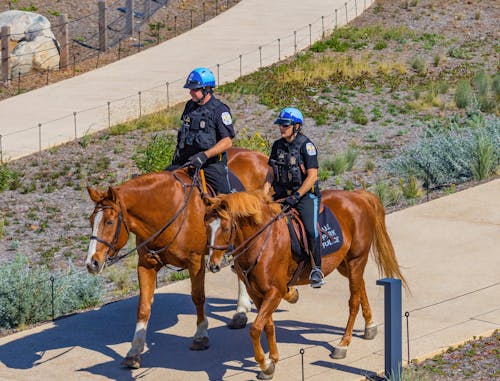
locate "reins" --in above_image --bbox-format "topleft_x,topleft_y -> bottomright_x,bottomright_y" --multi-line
103,167 -> 201,267
224,205 -> 291,262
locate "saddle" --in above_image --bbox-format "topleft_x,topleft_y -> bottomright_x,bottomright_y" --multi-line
286,203 -> 343,286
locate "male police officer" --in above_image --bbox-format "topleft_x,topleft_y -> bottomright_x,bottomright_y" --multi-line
170,67 -> 234,194
265,107 -> 324,288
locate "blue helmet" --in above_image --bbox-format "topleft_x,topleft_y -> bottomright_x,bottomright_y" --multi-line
183,67 -> 216,89
274,107 -> 303,126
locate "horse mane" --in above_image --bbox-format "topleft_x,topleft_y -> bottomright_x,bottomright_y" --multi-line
216,189 -> 281,225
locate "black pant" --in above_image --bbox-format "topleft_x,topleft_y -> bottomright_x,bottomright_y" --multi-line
166,162 -> 231,194
295,193 -> 322,269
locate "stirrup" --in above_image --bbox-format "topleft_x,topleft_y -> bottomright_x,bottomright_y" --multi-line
309,268 -> 325,288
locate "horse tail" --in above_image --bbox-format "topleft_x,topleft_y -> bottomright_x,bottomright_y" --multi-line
360,190 -> 409,291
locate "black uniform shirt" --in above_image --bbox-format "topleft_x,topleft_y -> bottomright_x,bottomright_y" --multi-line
268,133 -> 319,170
181,96 -> 235,141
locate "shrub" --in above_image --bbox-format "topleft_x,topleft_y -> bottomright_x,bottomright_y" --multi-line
132,133 -> 177,173
234,129 -> 271,154
0,255 -> 102,330
454,80 -> 473,109
322,147 -> 357,175
351,106 -> 369,125
389,114 -> 500,186
408,55 -> 426,76
0,165 -> 13,191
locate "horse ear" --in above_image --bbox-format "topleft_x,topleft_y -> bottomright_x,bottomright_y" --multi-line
107,186 -> 117,202
87,186 -> 105,203
203,196 -> 219,209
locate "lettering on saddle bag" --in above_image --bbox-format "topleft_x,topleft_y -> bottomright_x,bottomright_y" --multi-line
318,206 -> 343,256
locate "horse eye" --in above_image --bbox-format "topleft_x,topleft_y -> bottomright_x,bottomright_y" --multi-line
105,220 -> 114,225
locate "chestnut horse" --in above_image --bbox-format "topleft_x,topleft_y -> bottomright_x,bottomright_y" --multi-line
204,189 -> 407,380
85,148 -> 267,369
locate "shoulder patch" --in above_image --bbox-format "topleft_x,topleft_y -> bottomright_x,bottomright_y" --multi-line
221,112 -> 232,126
305,142 -> 317,156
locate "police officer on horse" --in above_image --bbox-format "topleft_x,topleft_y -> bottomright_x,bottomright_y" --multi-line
265,107 -> 324,288
169,67 -> 235,194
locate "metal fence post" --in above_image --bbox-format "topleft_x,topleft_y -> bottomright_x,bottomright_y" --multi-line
376,278 -> 402,381
73,111 -> 77,138
335,9 -> 338,28
345,2 -> 348,24
0,134 -> 3,164
38,123 -> 42,154
277,38 -> 280,61
50,276 -> 55,321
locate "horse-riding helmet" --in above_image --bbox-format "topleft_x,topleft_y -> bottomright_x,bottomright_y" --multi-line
184,67 -> 216,89
274,107 -> 304,126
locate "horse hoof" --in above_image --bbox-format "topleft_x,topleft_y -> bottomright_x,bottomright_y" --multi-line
121,354 -> 141,369
257,362 -> 275,380
227,312 -> 248,329
284,287 -> 299,304
330,346 -> 347,359
190,336 -> 209,350
364,325 -> 378,340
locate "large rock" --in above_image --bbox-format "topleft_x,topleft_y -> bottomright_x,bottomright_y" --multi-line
0,10 -> 52,41
0,10 -> 60,75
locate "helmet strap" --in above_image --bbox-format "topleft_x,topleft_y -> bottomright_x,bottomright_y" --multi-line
293,124 -> 301,134
197,87 -> 213,104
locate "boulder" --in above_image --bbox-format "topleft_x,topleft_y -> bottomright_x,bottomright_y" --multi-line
0,10 -> 60,75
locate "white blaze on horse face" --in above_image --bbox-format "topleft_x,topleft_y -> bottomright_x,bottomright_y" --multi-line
207,218 -> 221,263
86,210 -> 103,266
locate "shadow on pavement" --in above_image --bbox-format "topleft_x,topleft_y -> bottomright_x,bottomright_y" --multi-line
0,292 -> 365,380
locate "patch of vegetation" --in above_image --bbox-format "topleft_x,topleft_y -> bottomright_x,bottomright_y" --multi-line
389,113 -> 500,187
132,133 -> 177,173
0,254 -> 102,330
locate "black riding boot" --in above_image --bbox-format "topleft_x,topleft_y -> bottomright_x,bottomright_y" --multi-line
309,237 -> 324,288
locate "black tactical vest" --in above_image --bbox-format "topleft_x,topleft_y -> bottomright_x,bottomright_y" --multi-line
177,99 -> 221,160
272,134 -> 308,195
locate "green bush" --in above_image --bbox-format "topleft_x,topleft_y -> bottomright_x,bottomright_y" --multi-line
389,114 -> 500,186
132,133 -> 177,173
0,255 -> 102,330
351,106 -> 368,125
233,129 -> 271,154
454,80 -> 473,109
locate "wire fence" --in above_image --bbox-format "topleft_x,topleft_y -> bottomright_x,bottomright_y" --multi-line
0,0 -> 241,98
1,249 -> 498,380
0,0 -> 373,163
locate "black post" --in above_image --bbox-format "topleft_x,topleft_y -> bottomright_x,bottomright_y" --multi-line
73,111 -> 77,138
300,348 -> 305,381
50,276 -> 55,321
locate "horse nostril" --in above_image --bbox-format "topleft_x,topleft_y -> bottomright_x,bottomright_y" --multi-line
210,265 -> 220,273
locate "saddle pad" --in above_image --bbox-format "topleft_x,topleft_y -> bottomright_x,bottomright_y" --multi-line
287,205 -> 343,260
229,171 -> 245,192
319,206 -> 343,256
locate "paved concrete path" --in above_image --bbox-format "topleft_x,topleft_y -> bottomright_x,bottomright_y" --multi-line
1,178 -> 499,380
0,0 -> 373,161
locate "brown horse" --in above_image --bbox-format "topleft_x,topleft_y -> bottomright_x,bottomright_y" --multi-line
204,189 -> 407,380
85,147 -> 267,369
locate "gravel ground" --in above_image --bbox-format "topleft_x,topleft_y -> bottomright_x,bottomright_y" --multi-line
1,1 -> 499,379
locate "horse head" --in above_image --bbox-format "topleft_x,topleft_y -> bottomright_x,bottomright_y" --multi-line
204,195 -> 234,273
203,190 -> 278,273
86,186 -> 130,274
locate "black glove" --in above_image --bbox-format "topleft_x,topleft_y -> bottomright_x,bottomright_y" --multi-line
188,152 -> 207,169
283,192 -> 300,208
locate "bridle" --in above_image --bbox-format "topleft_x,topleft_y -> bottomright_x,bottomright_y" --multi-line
90,168 -> 201,267
90,204 -> 130,260
206,206 -> 291,262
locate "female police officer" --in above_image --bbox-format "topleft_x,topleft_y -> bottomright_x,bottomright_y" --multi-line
264,107 -> 324,288
169,67 -> 234,194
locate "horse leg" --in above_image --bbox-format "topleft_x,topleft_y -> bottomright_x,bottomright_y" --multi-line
122,264 -> 157,369
360,279 -> 377,340
188,261 -> 209,350
250,288 -> 282,380
330,257 -> 367,359
228,278 -> 252,329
